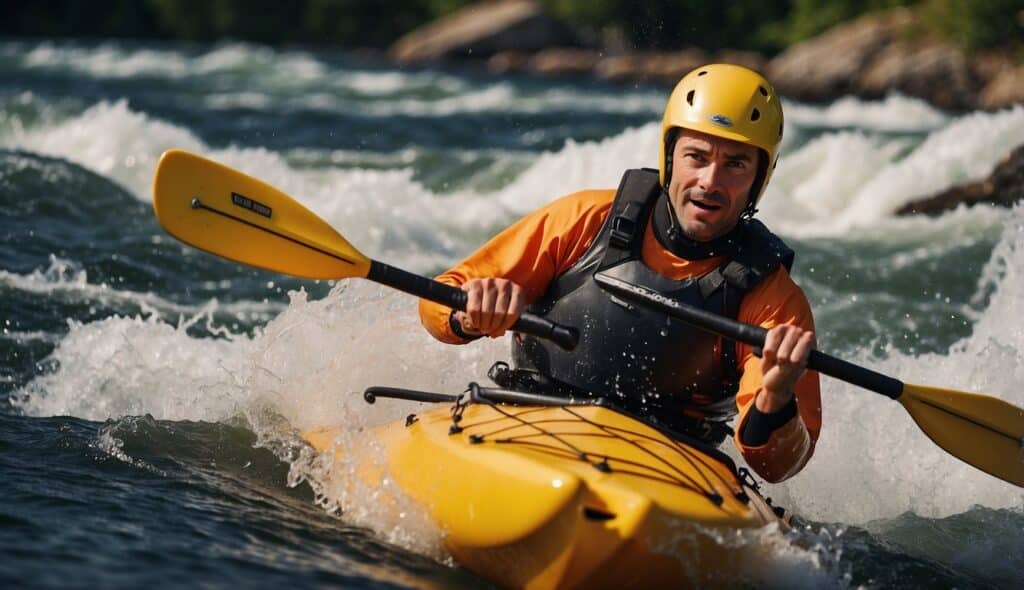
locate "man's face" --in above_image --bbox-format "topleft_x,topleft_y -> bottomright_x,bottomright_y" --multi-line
666,128 -> 759,242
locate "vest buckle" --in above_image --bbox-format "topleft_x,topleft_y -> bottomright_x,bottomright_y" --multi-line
609,205 -> 640,250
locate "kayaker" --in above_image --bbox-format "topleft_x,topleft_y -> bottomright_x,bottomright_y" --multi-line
419,64 -> 820,483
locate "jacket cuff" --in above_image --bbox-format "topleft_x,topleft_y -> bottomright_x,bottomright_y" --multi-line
739,395 -> 797,446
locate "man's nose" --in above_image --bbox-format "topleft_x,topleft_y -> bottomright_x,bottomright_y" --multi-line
697,161 -> 726,194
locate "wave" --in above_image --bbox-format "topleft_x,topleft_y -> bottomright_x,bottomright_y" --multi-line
4,97 -> 1020,259
0,255 -> 284,322
9,40 -> 327,82
784,93 -> 948,133
16,207 -> 1024,520
0,99 -> 205,197
763,104 -> 1024,236
767,204 -> 1024,524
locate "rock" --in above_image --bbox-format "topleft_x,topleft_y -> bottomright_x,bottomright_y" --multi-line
487,50 -> 530,73
981,65 -> 1024,110
973,52 -> 1018,85
767,8 -> 917,101
389,0 -> 579,64
527,48 -> 602,76
897,144 -> 1024,216
858,39 -> 977,110
595,48 -> 708,84
712,50 -> 766,74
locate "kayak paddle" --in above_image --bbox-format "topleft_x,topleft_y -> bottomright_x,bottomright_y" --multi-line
595,272 -> 1024,488
152,149 -> 1022,487
151,149 -> 578,350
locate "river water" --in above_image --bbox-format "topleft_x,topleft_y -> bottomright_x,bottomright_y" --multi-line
2,39 -> 1023,588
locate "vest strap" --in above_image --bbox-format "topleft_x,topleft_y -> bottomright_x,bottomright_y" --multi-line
609,202 -> 642,250
603,168 -> 661,256
513,168 -> 796,422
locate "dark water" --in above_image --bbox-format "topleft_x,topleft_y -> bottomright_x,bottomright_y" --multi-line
0,413 -> 482,589
2,39 -> 1023,588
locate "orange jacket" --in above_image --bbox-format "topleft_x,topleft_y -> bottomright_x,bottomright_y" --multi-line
419,189 -> 821,482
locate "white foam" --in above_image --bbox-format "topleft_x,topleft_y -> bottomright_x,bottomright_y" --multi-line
7,94 -> 1016,277
199,81 -> 663,118
767,205 -> 1024,524
12,313 -> 255,421
785,93 -> 948,133
764,130 -> 911,226
5,39 -> 482,100
9,56 -> 1024,552
762,105 -> 1024,236
12,41 -> 326,81
0,254 -> 283,321
0,99 -> 205,195
13,280 -> 506,557
14,210 -> 1023,563
0,330 -> 59,345
5,40 -> 656,119
358,84 -> 664,117
15,274 -> 858,576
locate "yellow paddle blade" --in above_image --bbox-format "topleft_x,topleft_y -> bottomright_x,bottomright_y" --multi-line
899,383 -> 1024,487
152,149 -> 371,280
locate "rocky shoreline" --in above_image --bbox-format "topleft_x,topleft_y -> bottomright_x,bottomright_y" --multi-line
390,0 -> 1023,112
389,0 -> 1024,214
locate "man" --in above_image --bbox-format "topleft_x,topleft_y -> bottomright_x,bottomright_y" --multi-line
419,64 -> 819,483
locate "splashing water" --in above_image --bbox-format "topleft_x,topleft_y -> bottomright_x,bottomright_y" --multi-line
4,39 -> 1024,588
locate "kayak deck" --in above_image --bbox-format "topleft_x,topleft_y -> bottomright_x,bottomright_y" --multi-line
305,390 -> 781,589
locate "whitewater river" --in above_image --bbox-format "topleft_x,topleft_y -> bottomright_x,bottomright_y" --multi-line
2,40 -> 1023,588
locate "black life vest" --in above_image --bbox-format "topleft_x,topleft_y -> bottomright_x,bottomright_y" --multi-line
510,168 -> 794,428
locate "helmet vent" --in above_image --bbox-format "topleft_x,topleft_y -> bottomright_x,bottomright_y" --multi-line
750,108 -> 760,122
779,123 -> 784,138
698,70 -> 707,76
686,90 -> 695,106
758,86 -> 768,96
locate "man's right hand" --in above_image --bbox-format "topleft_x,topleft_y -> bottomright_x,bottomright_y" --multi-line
454,278 -> 526,338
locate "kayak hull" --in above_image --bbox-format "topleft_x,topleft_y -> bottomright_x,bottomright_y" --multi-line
305,402 -> 780,589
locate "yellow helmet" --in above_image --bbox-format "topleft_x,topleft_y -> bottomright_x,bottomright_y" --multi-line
659,63 -> 784,209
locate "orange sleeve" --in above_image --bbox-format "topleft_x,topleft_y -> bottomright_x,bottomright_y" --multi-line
732,267 -> 821,482
418,190 -> 615,343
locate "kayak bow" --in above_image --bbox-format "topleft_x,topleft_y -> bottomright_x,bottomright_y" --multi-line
304,385 -> 783,589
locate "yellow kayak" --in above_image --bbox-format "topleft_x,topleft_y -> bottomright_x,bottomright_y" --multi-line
304,385 -> 783,589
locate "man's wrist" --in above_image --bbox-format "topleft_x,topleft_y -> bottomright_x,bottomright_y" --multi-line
755,387 -> 794,413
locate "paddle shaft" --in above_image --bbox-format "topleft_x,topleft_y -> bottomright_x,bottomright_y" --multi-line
595,274 -> 904,399
367,261 -> 578,350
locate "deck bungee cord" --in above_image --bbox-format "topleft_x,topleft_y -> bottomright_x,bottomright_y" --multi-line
370,382 -> 742,507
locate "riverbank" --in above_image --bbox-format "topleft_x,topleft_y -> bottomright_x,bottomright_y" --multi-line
389,1 -> 1024,112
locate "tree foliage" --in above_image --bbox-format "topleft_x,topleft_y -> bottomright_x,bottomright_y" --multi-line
919,0 -> 1024,53
0,0 -> 1020,56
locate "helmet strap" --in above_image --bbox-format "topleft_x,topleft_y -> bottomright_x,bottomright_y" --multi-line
663,128 -> 681,191
742,151 -> 770,218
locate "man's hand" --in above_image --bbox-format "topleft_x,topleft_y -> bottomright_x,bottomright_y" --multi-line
757,324 -> 816,413
453,278 -> 526,338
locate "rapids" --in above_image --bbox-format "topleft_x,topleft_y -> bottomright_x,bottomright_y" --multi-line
2,39 -> 1022,588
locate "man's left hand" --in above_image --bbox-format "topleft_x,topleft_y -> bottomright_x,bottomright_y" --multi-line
757,324 -> 816,413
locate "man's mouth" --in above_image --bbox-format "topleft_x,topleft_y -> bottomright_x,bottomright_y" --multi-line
690,198 -> 722,211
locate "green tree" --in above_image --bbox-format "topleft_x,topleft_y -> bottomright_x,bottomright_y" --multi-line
542,0 -> 792,52
758,0 -> 913,46
920,0 -> 1024,52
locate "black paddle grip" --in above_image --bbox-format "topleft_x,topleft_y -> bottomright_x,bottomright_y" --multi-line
367,261 -> 578,350
595,272 -> 904,399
